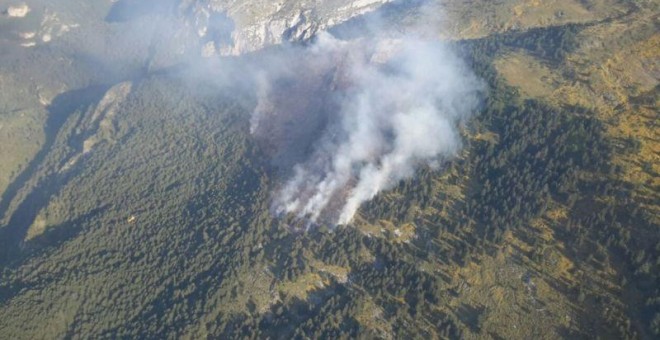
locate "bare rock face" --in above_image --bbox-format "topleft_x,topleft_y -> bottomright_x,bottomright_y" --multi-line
182,0 -> 392,56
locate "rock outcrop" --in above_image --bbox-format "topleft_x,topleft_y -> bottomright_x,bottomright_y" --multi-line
182,0 -> 392,56
6,3 -> 30,18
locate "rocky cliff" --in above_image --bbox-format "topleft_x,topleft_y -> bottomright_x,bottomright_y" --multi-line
182,0 -> 392,56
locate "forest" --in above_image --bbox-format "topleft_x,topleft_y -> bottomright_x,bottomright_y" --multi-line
0,15 -> 658,340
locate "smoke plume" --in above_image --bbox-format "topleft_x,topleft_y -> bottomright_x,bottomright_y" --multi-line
26,0 -> 483,227
250,14 -> 484,226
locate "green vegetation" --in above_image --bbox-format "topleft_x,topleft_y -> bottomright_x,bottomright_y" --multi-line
0,10 -> 658,340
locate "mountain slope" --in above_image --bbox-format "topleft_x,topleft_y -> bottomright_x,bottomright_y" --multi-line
0,0 -> 658,339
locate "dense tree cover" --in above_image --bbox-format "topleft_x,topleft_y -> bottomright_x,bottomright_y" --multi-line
0,22 -> 657,339
470,24 -> 582,64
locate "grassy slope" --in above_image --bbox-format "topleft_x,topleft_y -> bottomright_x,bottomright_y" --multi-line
454,2 -> 658,338
0,0 -> 657,338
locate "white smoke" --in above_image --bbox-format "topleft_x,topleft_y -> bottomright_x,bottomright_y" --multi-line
251,26 -> 483,225
5,0 -> 482,227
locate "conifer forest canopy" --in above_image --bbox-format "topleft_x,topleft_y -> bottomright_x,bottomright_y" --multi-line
0,0 -> 658,338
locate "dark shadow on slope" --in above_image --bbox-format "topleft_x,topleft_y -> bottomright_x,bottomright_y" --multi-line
0,86 -> 110,266
0,208 -> 104,304
457,303 -> 486,333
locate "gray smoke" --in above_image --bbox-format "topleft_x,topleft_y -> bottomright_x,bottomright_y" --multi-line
13,0 -> 483,226
250,22 -> 483,225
